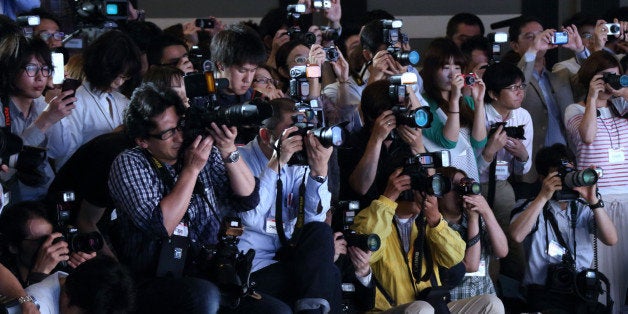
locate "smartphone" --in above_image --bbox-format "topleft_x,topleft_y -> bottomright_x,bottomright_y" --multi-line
195,18 -> 215,29
51,52 -> 64,85
61,78 -> 81,102
606,23 -> 621,35
551,31 -> 569,45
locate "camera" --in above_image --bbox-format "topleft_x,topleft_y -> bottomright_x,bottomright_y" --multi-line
551,31 -> 569,45
195,217 -> 255,308
286,4 -> 316,46
323,46 -> 339,62
188,45 -> 213,73
391,106 -> 432,129
402,155 -> 448,197
289,65 -> 321,102
332,200 -> 381,252
55,191 -> 104,254
388,72 -> 417,103
606,23 -> 621,36
286,115 -> 346,166
487,32 -> 508,63
0,128 -> 48,187
312,0 -> 331,10
381,19 -> 420,66
320,26 -> 340,42
488,122 -> 526,139
455,177 -> 481,195
0,129 -> 25,168
602,72 -> 628,90
71,0 -> 128,25
553,159 -> 599,201
195,18 -> 215,29
183,71 -> 228,106
462,73 -> 478,86
546,260 -> 577,294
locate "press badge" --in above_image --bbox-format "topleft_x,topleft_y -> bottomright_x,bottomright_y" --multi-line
495,161 -> 509,176
547,240 -> 566,258
608,148 -> 625,163
465,258 -> 486,277
266,219 -> 278,234
173,222 -> 189,237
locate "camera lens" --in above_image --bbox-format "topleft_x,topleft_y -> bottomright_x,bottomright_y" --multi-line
393,50 -> 420,66
311,125 -> 346,147
343,230 -> 381,252
430,174 -> 445,197
563,168 -> 598,188
464,75 -> 476,86
412,107 -> 432,128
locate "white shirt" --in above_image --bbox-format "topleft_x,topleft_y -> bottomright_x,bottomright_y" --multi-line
25,271 -> 68,314
59,81 -> 128,168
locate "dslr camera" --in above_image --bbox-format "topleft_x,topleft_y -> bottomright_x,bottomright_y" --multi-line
286,4 -> 316,46
55,191 -> 104,254
553,159 -> 599,201
332,200 -> 381,252
286,115 -> 346,166
402,152 -> 451,197
488,122 -> 526,139
388,73 -> 433,129
0,128 -> 48,188
195,217 -> 255,308
188,45 -> 213,72
381,19 -> 420,66
323,46 -> 339,62
602,72 -> 628,90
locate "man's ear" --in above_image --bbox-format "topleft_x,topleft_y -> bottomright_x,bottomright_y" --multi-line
487,90 -> 498,101
136,137 -> 149,149
510,41 -> 520,54
362,49 -> 373,62
259,128 -> 272,145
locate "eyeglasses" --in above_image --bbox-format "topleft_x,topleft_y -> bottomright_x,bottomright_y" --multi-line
294,56 -> 308,65
581,33 -> 593,39
160,53 -> 189,68
148,123 -> 183,140
502,83 -> 527,92
37,31 -> 64,41
24,63 -> 52,77
253,76 -> 278,86
116,74 -> 131,81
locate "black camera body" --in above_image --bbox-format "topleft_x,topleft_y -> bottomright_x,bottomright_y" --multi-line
553,159 -> 599,201
381,19 -> 419,66
602,72 -> 628,90
391,106 -> 433,129
287,27 -> 317,46
188,45 -> 213,72
55,191 -> 104,253
546,260 -> 577,294
488,122 -> 526,139
195,18 -> 215,29
286,115 -> 346,166
331,200 -> 381,252
402,155 -> 449,197
455,178 -> 481,195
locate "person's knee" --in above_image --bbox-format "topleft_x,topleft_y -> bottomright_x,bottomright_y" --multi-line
404,300 -> 435,314
480,294 -> 505,313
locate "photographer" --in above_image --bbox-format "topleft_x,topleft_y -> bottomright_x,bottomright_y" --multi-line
510,144 -> 617,313
0,33 -> 75,202
0,201 -> 96,287
0,263 -> 39,314
352,169 -> 502,312
146,34 -> 194,74
108,83 -> 276,313
339,78 -> 426,208
237,98 -> 343,313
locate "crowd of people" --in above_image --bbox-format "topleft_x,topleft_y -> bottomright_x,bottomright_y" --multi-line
0,1 -> 627,313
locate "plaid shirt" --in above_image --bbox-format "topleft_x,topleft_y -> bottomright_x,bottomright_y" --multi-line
447,214 -> 496,301
108,146 -> 259,276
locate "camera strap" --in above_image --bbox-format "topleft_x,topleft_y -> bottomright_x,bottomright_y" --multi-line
487,158 -> 497,208
1,96 -> 11,128
543,201 -> 577,266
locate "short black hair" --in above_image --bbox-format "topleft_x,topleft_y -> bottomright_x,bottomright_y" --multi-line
562,12 -> 597,29
508,16 -> 543,44
446,13 -> 485,38
258,8 -> 289,40
483,62 -> 525,103
0,201 -> 50,248
275,39 -> 308,73
361,10 -> 395,26
360,79 -> 396,131
262,98 -> 296,131
83,30 -> 142,92
535,144 -> 576,177
211,23 -> 267,68
142,65 -> 185,91
119,20 -> 163,53
65,256 -> 135,314
124,83 -> 186,140
1,37 -> 51,98
146,34 -> 187,67
460,35 -> 491,61
19,8 -> 61,30
360,20 -> 385,54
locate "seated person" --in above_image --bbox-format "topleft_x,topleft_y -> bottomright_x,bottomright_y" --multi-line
25,256 -> 135,314
510,144 -> 617,313
0,201 -> 96,287
352,169 -> 503,312
437,167 -> 507,303
237,98 -> 342,312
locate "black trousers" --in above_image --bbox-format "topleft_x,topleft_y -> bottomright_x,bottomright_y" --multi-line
251,221 -> 343,313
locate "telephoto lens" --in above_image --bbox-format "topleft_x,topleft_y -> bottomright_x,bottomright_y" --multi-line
392,106 -> 433,128
563,168 -> 598,188
343,230 -> 381,252
456,178 -> 481,195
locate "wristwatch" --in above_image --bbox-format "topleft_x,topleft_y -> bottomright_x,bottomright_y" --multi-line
311,175 -> 327,183
17,295 -> 36,305
223,150 -> 240,164
589,198 -> 605,210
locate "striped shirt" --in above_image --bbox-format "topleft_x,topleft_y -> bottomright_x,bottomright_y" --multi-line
564,100 -> 628,195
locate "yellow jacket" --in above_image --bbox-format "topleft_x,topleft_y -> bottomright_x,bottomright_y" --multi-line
353,196 -> 465,312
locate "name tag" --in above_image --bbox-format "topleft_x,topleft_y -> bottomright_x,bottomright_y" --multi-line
465,258 -> 486,277
173,222 -> 189,237
495,160 -> 509,177
547,240 -> 566,258
608,147 -> 625,163
265,219 -> 278,234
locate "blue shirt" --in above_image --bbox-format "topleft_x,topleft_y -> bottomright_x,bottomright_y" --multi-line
108,146 -> 260,276
237,138 -> 330,272
512,199 -> 595,286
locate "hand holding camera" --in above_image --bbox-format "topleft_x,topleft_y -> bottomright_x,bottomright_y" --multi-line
370,50 -> 404,83
308,44 -> 326,66
274,126 -> 304,167
561,24 -> 585,52
32,232 -> 70,275
304,131 -> 333,176
183,134 -> 214,174
382,168 -> 411,201
372,110 -> 396,142
348,246 -> 372,277
531,29 -> 557,53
